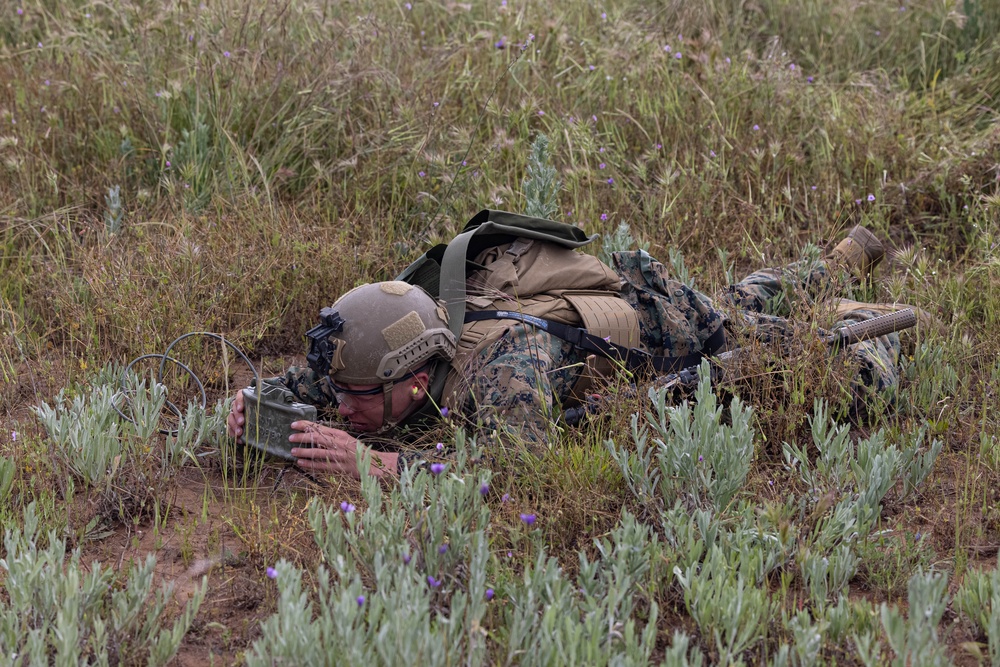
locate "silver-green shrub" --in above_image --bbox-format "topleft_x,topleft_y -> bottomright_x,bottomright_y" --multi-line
609,359 -> 755,512
599,222 -> 650,266
249,436 -> 666,666
0,503 -> 205,665
674,545 -> 774,666
33,383 -> 124,488
0,455 -> 14,504
901,342 -> 959,415
32,370 -> 212,491
954,557 -> 1000,664
522,133 -> 561,220
798,544 -> 859,610
856,569 -> 952,667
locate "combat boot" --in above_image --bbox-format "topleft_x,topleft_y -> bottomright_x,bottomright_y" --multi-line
827,225 -> 885,280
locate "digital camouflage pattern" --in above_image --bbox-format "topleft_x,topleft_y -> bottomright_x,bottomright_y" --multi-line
269,247 -> 902,466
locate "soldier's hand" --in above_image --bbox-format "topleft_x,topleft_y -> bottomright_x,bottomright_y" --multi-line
226,390 -> 246,439
289,421 -> 398,479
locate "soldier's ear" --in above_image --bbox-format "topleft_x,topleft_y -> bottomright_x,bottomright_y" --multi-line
410,371 -> 432,402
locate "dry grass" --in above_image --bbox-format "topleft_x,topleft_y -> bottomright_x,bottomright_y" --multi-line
2,0 -> 1000,662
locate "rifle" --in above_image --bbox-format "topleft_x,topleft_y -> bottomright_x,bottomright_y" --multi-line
562,308 -> 918,426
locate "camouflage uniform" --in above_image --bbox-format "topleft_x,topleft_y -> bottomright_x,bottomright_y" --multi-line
270,249 -> 901,464
722,250 -> 901,405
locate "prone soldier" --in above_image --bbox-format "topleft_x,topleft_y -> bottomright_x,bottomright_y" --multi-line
227,211 -> 915,479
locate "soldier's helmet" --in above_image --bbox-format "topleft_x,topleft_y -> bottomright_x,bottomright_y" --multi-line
307,281 -> 457,386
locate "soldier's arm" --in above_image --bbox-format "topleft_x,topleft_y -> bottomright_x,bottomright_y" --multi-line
463,325 -> 580,453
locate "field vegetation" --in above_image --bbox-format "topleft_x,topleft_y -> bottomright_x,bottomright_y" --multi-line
2,0 -> 1000,663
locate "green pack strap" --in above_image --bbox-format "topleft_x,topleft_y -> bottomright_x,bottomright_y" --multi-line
440,226 -> 482,338
428,210 -> 599,338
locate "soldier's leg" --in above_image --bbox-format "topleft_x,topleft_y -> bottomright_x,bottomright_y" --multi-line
832,306 -> 903,417
723,226 -> 886,317
723,244 -> 843,317
734,308 -> 901,419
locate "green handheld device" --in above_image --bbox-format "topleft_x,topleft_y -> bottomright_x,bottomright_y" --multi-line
241,381 -> 317,461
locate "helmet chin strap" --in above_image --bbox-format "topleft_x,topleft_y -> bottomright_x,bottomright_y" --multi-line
372,381 -> 398,435
370,365 -> 434,435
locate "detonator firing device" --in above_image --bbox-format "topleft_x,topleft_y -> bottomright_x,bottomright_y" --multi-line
239,307 -> 344,460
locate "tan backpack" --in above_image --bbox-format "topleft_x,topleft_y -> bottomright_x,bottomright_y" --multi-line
397,210 -> 642,410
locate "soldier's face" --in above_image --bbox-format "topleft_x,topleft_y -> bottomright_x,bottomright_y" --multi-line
335,377 -> 428,431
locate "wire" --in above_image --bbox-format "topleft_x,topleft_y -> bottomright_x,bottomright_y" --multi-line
117,332 -> 260,436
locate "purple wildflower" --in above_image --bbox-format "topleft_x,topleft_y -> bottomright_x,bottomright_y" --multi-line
341,501 -> 356,513
480,482 -> 489,495
440,406 -> 449,417
462,160 -> 467,166
752,124 -> 760,131
44,80 -> 50,86
37,42 -> 42,48
807,76 -> 814,83
507,551 -> 513,558
811,185 -> 817,190
867,193 -> 876,202
223,51 -> 231,58
438,544 -> 448,554
599,162 -> 606,169
403,553 -> 412,564
486,588 -> 495,600
436,442 -> 444,451
601,11 -> 607,19
418,170 -> 426,177
537,110 -> 545,116
790,63 -> 796,70
266,567 -> 277,579
664,44 -> 671,52
674,52 -> 682,59
405,2 -> 412,8
427,575 -> 442,588
520,513 -> 536,525
433,101 -> 439,107
357,595 -> 365,606
10,431 -> 16,442
725,57 -> 731,64
600,213 -> 608,221
710,150 -> 716,157
698,455 -> 703,462
855,199 -> 862,205
591,115 -> 597,122
166,161 -> 171,168
656,143 -> 662,149
606,178 -> 614,185
495,37 -> 505,49
589,64 -> 596,71
502,493 -> 510,503
430,463 -> 445,475
17,8 -> 23,15
599,147 -> 605,153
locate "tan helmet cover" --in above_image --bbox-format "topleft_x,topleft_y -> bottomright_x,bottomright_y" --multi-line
327,281 -> 456,385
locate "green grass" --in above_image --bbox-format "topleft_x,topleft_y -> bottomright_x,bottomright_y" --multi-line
2,0 -> 1000,663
